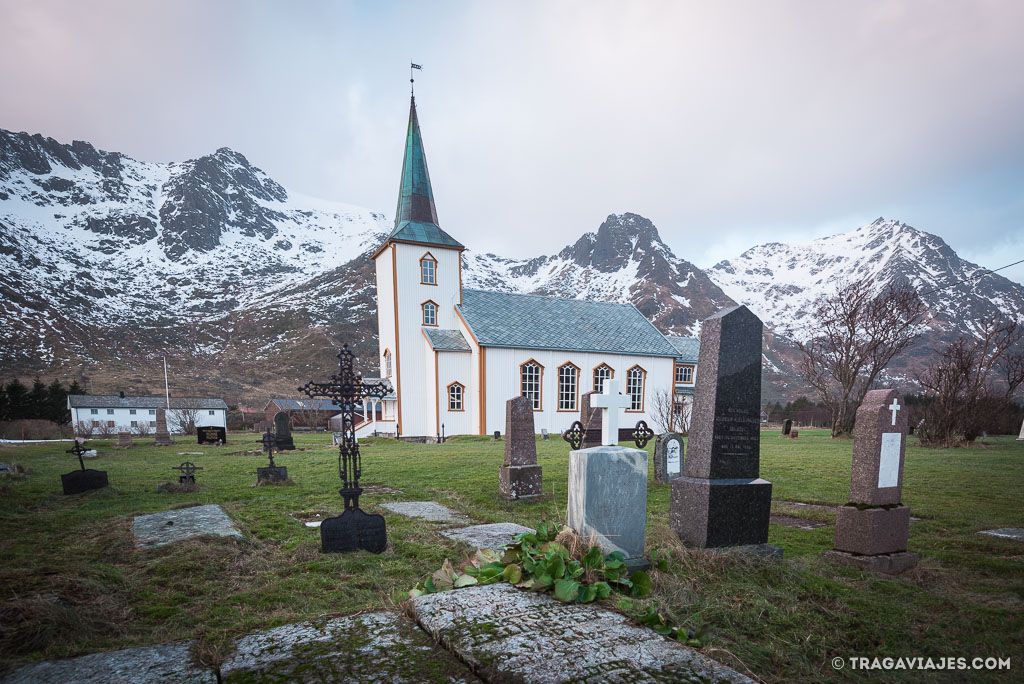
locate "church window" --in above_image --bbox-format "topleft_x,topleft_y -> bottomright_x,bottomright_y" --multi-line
558,362 -> 579,411
422,300 -> 437,326
593,364 -> 613,394
626,365 -> 646,412
448,382 -> 464,411
675,363 -> 694,384
90,409 -> 98,415
421,253 -> 437,285
384,350 -> 392,377
520,360 -> 543,410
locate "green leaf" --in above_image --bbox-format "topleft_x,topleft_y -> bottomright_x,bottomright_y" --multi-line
686,639 -> 703,649
501,548 -> 520,564
593,581 -> 612,599
532,574 -> 553,591
656,558 -> 668,572
408,588 -> 423,598
537,522 -> 549,540
629,571 -> 652,598
567,561 -> 585,578
453,574 -> 478,588
546,555 -> 566,579
603,566 -> 624,582
582,546 -> 603,569
522,556 -> 538,574
424,577 -> 436,594
615,597 -> 634,612
503,564 -> 522,584
517,533 -> 538,545
475,548 -> 502,565
462,565 -> 479,577
554,579 -> 580,602
577,584 -> 597,603
515,577 -> 535,589
653,623 -> 672,635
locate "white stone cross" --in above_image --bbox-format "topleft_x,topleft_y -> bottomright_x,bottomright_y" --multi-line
591,379 -> 632,446
888,398 -> 901,426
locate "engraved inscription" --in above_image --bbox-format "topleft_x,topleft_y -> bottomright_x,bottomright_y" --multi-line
666,440 -> 681,475
878,432 -> 901,488
712,406 -> 758,458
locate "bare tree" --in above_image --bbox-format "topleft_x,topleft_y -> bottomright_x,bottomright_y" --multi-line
917,315 -> 1021,447
75,420 -> 94,437
132,420 -> 153,436
168,397 -> 202,435
795,278 -> 928,438
1000,347 -> 1024,402
649,389 -> 674,434
293,399 -> 333,432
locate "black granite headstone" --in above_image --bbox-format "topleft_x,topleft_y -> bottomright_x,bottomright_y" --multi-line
275,411 -> 295,450
320,508 -> 388,553
257,466 -> 288,482
669,306 -> 774,549
782,419 -> 792,436
493,430 -> 501,440
61,469 -> 109,495
197,426 -> 227,444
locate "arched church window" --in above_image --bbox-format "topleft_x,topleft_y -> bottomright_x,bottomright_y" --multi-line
421,252 -> 437,285
422,300 -> 437,326
384,350 -> 392,377
593,364 -> 613,394
448,382 -> 464,411
558,362 -> 579,411
626,365 -> 646,412
520,360 -> 543,410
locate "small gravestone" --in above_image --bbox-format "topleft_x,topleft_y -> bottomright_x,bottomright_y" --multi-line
790,429 -> 799,439
823,390 -> 918,574
154,408 -> 172,446
1018,418 -> 1024,441
172,461 -> 203,484
274,411 -> 295,450
493,430 -> 501,440
499,396 -> 543,499
116,431 -> 133,448
669,306 -> 776,552
541,428 -> 549,440
781,419 -> 792,436
257,431 -> 288,482
653,433 -> 684,484
197,425 -> 226,445
568,380 -> 648,570
61,439 -> 108,495
578,390 -> 603,448
332,431 -> 344,445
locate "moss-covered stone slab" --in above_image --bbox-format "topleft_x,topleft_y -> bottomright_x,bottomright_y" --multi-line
411,584 -> 753,683
442,523 -> 535,550
219,612 -> 477,683
132,504 -> 242,548
381,501 -> 469,524
3,641 -> 215,683
979,527 -> 1024,541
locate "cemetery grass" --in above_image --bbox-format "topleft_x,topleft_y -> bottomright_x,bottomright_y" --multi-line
0,431 -> 1019,681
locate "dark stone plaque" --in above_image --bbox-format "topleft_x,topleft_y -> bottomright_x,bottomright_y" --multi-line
275,411 -> 296,450
781,419 -> 792,436
320,508 -> 388,553
197,426 -> 226,444
61,469 -> 109,495
257,466 -> 288,482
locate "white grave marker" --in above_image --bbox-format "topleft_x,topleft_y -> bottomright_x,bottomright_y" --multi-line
591,379 -> 632,446
877,432 -> 901,488
666,439 -> 681,475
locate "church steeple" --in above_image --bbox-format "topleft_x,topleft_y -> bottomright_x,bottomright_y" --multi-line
374,95 -> 464,256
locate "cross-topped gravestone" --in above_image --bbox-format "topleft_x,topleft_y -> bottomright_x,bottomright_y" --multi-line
60,438 -> 109,495
824,389 -> 918,573
669,306 -> 776,552
591,379 -> 631,446
154,408 -> 172,446
257,430 -> 288,481
301,344 -> 393,553
172,461 -> 203,484
274,411 -> 295,451
499,396 -> 542,499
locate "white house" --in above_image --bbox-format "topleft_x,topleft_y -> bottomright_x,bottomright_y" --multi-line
68,394 -> 228,435
368,95 -> 694,438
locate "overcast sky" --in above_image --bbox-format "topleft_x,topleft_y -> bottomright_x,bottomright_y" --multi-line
2,0 -> 1023,283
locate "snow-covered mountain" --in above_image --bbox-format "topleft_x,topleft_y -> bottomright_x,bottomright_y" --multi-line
709,218 -> 1024,343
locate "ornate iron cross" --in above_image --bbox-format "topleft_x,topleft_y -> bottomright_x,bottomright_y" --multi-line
261,431 -> 277,467
172,461 -> 203,481
300,344 -> 393,511
632,420 -> 654,449
67,439 -> 88,471
562,420 -> 585,451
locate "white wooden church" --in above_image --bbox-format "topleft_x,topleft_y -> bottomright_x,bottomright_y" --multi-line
365,95 -> 695,438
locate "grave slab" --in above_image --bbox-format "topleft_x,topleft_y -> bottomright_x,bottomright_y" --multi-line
2,641 -> 214,683
410,583 -> 752,683
132,504 -> 242,548
381,501 -> 470,524
979,528 -> 1024,542
220,612 -> 475,683
441,523 -> 535,550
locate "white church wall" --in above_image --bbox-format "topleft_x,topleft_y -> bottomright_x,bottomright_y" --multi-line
437,351 -> 474,436
481,347 -> 674,436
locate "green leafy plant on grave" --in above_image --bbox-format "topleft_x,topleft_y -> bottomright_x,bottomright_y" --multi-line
408,522 -> 705,647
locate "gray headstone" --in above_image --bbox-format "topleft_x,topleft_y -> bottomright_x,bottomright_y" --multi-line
669,306 -> 774,550
653,433 -> 685,484
274,411 -> 295,450
500,396 -> 542,499
541,428 -> 549,440
116,431 -> 133,448
568,445 -> 648,565
154,408 -> 172,446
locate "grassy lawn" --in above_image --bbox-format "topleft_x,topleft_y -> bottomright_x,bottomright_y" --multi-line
0,429 -> 1021,682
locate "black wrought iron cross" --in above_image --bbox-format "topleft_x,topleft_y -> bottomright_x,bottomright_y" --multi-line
172,461 -> 203,481
67,439 -> 88,471
632,420 -> 654,449
562,420 -> 585,451
261,431 -> 277,467
300,344 -> 392,511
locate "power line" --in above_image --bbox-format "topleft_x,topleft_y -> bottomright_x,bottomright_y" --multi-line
918,257 -> 1024,297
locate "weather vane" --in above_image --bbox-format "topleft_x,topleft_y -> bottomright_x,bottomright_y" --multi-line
410,61 -> 422,95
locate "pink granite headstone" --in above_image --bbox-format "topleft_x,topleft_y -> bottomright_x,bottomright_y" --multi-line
499,396 -> 542,499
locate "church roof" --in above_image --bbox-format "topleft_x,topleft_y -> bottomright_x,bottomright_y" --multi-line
423,328 -> 473,352
457,289 -> 679,357
375,96 -> 464,256
666,336 -> 700,362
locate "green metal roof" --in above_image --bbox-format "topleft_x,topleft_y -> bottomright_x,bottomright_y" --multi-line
666,336 -> 700,362
423,328 -> 472,352
457,289 -> 679,357
379,96 -> 463,252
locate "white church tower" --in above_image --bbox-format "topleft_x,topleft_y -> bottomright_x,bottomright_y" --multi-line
371,95 -> 465,437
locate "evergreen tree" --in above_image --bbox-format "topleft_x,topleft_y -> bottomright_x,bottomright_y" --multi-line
28,378 -> 48,419
47,379 -> 69,424
0,385 -> 9,422
5,379 -> 29,420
